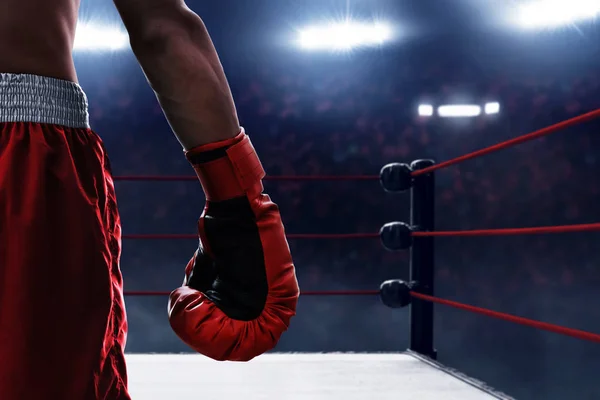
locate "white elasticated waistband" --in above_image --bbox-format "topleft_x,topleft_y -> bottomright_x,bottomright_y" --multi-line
0,73 -> 89,128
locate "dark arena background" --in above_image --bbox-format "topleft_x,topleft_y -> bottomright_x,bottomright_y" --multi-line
74,0 -> 600,398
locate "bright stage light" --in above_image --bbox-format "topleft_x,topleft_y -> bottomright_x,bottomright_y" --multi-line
74,23 -> 129,52
437,105 -> 482,118
418,104 -> 434,117
297,21 -> 393,51
484,102 -> 500,115
517,0 -> 600,28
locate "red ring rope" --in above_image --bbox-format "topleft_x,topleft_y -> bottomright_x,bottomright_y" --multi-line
122,233 -> 379,240
412,108 -> 600,176
410,292 -> 600,343
113,109 -> 600,183
122,222 -> 600,240
123,288 -> 600,342
411,222 -> 600,237
113,175 -> 379,182
124,290 -> 379,296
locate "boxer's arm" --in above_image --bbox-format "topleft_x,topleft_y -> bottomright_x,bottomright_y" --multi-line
113,0 -> 239,148
115,1 -> 299,360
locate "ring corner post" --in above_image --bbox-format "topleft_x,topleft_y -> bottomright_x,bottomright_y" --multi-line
409,159 -> 437,360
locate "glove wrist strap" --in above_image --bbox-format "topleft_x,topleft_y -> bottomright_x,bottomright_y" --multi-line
186,128 -> 265,202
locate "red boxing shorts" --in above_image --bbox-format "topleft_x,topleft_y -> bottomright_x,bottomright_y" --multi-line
168,130 -> 299,361
0,74 -> 129,399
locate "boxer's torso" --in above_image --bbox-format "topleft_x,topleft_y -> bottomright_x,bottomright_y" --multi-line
0,0 -> 80,81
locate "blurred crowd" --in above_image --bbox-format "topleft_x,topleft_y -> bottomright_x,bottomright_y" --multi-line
79,42 -> 600,399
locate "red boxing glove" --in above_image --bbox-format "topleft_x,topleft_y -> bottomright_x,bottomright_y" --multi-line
168,129 -> 299,361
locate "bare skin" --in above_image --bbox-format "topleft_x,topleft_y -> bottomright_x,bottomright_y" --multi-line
0,0 -> 79,81
113,0 -> 240,149
1,0 -> 237,148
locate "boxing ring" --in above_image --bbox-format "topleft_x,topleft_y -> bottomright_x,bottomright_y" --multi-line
116,109 -> 600,399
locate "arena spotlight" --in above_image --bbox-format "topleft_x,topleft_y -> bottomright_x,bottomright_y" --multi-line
74,23 -> 129,51
438,104 -> 482,118
484,102 -> 501,115
418,104 -> 434,117
517,0 -> 600,28
297,21 -> 393,51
